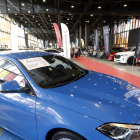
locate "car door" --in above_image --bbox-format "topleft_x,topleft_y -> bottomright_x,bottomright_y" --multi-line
0,58 -> 37,140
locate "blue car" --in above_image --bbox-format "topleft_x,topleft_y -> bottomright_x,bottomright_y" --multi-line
0,51 -> 140,140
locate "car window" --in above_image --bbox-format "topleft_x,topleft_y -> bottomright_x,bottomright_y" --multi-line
0,58 -> 29,90
20,55 -> 88,89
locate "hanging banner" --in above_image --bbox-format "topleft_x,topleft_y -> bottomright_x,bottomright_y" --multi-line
61,23 -> 71,59
53,23 -> 62,47
103,25 -> 110,54
81,39 -> 84,47
94,29 -> 99,52
109,25 -> 114,49
135,28 -> 140,59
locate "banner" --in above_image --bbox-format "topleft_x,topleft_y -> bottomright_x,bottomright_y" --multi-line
61,23 -> 71,59
53,23 -> 62,47
109,26 -> 114,49
103,25 -> 110,54
81,39 -> 84,47
135,28 -> 140,59
94,29 -> 99,52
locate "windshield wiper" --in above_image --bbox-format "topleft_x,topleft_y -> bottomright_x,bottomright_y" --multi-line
71,73 -> 86,82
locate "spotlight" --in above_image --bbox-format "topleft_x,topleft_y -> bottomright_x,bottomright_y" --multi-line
28,11 -> 31,13
69,14 -> 71,15
124,3 -> 127,7
98,4 -> 101,9
48,15 -> 50,17
15,14 -> 17,15
71,4 -> 74,8
22,3 -> 24,6
43,0 -> 46,2
67,18 -> 69,20
46,9 -> 48,11
90,14 -> 93,16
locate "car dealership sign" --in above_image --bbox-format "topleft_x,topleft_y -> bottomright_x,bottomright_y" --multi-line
103,25 -> 110,54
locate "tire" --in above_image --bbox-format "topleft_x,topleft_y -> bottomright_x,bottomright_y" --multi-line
51,130 -> 85,140
127,57 -> 136,66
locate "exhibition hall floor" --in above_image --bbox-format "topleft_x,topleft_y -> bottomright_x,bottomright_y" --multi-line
0,56 -> 140,140
72,56 -> 140,88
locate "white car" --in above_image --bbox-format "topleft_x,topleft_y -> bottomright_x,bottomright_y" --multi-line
44,49 -> 64,57
114,48 -> 136,66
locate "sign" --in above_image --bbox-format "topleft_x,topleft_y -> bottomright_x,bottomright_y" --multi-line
135,28 -> 140,59
103,25 -> 110,54
94,29 -> 99,52
53,23 -> 62,47
61,23 -> 71,59
20,57 -> 50,70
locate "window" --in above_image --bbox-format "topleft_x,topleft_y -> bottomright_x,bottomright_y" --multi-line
0,58 -> 28,89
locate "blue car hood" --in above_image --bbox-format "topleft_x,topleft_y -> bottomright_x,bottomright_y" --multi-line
45,71 -> 140,124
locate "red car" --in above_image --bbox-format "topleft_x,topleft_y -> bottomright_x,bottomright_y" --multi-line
136,57 -> 140,66
107,47 -> 126,61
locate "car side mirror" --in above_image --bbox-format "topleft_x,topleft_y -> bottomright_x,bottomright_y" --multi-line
0,80 -> 21,93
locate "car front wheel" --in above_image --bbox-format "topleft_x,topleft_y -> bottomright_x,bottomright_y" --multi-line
51,130 -> 85,140
127,57 -> 136,66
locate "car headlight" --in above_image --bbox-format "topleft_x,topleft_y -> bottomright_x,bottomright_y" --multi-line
97,123 -> 140,140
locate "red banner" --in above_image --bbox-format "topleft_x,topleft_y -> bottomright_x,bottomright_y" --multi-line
53,23 -> 62,47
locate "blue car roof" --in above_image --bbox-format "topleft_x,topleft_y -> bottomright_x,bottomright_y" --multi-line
0,51 -> 51,60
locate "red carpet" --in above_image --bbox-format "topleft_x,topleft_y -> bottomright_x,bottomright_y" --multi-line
74,56 -> 140,88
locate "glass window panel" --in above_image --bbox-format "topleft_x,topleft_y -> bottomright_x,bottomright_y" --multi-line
0,0 -> 7,13
21,3 -> 33,13
34,5 -> 46,13
7,0 -> 20,13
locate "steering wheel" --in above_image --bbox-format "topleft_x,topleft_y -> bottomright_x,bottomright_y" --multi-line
51,65 -> 64,78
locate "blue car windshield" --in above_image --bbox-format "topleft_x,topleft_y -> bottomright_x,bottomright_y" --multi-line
21,55 -> 88,88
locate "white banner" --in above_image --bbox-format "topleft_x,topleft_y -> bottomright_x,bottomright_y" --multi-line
61,23 -> 71,59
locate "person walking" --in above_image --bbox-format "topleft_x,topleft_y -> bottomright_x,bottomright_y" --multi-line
75,47 -> 78,58
70,48 -> 74,58
84,46 -> 88,57
78,47 -> 81,57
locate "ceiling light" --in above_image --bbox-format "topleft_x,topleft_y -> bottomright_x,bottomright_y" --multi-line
46,9 -> 48,11
28,11 -> 31,13
104,20 -> 106,23
48,15 -> 50,17
15,13 -> 17,15
43,0 -> 46,2
22,3 -> 24,6
71,4 -> 74,8
124,3 -> 127,7
69,14 -> 71,15
98,4 -> 101,9
38,24 -> 40,25
67,18 -> 69,20
32,16 -> 35,18
8,9 -> 10,10
50,19 -> 51,21
36,20 -> 38,22
91,14 -> 93,16
66,23 -> 68,24
25,21 -> 27,23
